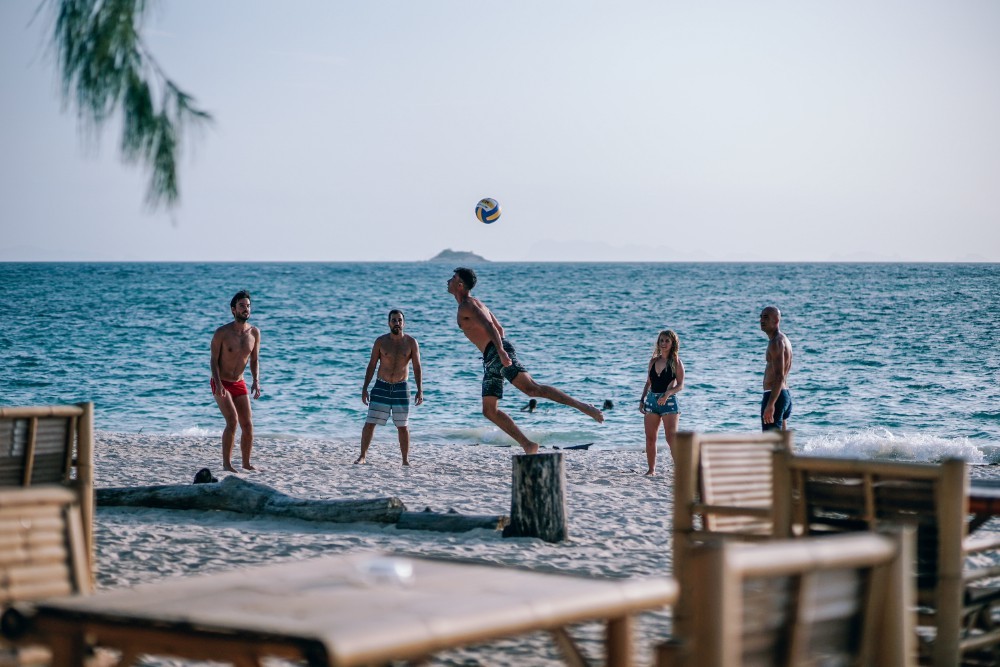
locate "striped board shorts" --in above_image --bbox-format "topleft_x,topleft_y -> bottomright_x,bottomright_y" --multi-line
365,379 -> 410,427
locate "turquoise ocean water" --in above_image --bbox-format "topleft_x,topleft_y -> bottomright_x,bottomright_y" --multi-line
2,262 -> 998,461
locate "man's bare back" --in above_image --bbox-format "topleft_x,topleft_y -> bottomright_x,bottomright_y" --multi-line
456,294 -> 504,353
764,331 -> 793,391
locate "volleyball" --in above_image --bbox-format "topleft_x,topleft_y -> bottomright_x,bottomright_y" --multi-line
475,198 -> 501,224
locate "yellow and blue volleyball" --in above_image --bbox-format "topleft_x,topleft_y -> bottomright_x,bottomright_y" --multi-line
475,198 -> 502,224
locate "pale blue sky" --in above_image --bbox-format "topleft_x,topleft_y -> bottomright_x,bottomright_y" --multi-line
2,1 -> 998,261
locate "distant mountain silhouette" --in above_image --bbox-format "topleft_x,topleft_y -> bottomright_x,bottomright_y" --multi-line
427,249 -> 489,263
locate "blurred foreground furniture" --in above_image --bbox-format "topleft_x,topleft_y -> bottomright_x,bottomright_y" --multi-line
0,404 -> 94,573
0,487 -> 93,666
19,552 -> 677,667
657,530 -> 916,667
0,404 -> 96,665
671,431 -> 794,641
779,454 -> 1000,667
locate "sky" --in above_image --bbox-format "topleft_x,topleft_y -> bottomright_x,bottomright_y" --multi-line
1,1 -> 998,262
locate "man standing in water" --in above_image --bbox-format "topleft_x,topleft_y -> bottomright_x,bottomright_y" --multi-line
210,290 -> 262,472
448,267 -> 604,454
760,305 -> 793,431
355,310 -> 423,465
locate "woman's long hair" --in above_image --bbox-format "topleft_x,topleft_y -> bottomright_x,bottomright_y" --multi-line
650,329 -> 679,373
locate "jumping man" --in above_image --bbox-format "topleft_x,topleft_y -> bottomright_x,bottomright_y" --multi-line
448,267 -> 603,454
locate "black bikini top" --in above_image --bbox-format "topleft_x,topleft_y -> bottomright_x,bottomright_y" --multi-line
649,360 -> 675,393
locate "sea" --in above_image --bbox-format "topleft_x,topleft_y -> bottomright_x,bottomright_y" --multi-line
2,262 -> 998,463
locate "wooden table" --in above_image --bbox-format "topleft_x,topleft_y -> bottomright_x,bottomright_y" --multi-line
28,552 -> 677,667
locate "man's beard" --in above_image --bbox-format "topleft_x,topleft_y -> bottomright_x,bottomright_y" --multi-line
392,326 -> 401,334
236,314 -> 250,323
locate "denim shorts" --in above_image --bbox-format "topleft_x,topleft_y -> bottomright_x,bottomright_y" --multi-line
644,392 -> 679,415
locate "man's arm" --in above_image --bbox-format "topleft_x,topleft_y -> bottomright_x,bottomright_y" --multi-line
410,337 -> 423,405
361,339 -> 381,405
250,328 -> 262,399
210,329 -> 227,398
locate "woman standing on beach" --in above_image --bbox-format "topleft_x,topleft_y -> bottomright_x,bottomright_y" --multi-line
639,330 -> 685,475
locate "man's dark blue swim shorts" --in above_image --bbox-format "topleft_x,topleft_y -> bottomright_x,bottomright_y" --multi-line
761,389 -> 792,431
482,339 -> 526,399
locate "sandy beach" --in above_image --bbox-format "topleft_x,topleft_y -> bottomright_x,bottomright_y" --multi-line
91,430 -> 1000,666
94,431 -> 675,666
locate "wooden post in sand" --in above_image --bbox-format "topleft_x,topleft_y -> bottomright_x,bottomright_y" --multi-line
503,452 -> 567,543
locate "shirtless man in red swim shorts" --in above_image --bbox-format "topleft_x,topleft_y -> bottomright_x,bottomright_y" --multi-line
210,290 -> 262,472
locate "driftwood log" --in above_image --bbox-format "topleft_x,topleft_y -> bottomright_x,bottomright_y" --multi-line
503,452 -> 567,543
398,510 -> 509,533
96,476 -> 507,533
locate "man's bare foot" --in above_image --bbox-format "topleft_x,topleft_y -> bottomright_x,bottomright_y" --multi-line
521,442 -> 540,454
354,456 -> 366,464
645,469 -> 656,476
223,463 -> 239,473
242,464 -> 257,471
402,460 -> 410,466
583,405 -> 605,423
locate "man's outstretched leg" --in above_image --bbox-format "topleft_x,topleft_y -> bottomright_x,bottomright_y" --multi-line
355,422 -> 376,464
511,373 -> 605,423
482,397 -> 539,454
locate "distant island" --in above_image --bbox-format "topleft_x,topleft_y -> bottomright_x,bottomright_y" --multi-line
427,249 -> 489,263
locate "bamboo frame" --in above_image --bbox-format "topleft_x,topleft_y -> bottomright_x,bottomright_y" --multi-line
676,531 -> 916,667
671,431 -> 794,645
0,403 -> 94,582
779,453 -> 1000,667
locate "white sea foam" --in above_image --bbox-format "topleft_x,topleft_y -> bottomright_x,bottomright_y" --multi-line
799,428 -> 988,464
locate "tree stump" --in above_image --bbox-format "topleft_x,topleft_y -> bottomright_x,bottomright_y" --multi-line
502,452 -> 567,543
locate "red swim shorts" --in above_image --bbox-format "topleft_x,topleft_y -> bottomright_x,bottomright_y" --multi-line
211,378 -> 249,397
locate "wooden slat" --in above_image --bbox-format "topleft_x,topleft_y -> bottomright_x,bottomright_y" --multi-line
0,406 -> 86,419
0,562 -> 75,587
22,417 -> 37,486
0,545 -> 69,567
0,486 -> 76,506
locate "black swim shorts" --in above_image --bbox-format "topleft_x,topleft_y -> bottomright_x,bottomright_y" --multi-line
482,339 -> 526,398
761,389 -> 792,431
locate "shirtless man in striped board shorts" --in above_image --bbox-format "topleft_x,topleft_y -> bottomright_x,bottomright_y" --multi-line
354,309 -> 423,465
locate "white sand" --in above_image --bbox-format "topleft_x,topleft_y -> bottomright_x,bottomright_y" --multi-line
94,431 -> 674,666
94,431 -> 1000,666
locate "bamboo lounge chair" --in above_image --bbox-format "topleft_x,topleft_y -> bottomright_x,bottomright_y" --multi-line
0,404 -> 96,664
670,431 -> 795,653
778,453 -> 1000,666
0,403 -> 94,574
658,530 -> 916,666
